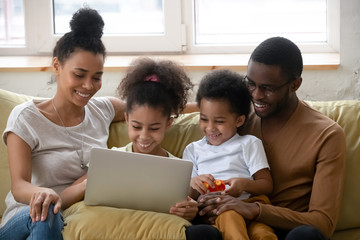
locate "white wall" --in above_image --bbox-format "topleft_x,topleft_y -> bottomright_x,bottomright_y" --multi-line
0,1 -> 359,101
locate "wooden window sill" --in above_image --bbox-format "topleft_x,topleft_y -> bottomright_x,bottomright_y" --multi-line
0,53 -> 339,72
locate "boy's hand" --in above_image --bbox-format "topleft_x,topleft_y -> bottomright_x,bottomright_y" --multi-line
190,174 -> 215,195
223,177 -> 250,197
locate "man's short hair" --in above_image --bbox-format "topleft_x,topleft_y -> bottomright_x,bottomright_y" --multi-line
250,37 -> 303,80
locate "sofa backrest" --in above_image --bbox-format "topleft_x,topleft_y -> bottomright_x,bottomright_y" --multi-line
306,100 -> 360,231
0,89 -> 32,217
0,88 -> 359,233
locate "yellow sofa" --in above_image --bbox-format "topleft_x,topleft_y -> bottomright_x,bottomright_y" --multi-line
0,88 -> 359,239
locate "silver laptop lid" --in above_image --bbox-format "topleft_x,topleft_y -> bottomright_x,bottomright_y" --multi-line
84,147 -> 193,213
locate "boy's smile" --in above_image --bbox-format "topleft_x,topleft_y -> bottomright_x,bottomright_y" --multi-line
199,98 -> 245,146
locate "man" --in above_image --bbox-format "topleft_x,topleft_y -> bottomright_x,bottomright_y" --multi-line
197,37 -> 346,240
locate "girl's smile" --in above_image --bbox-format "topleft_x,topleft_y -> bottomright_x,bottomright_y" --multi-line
126,104 -> 173,156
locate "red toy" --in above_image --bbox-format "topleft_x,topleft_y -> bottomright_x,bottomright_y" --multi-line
203,179 -> 226,192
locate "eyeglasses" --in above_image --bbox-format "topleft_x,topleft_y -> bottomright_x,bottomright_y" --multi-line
243,75 -> 291,97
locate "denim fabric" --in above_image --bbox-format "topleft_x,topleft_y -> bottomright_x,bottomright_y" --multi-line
185,224 -> 223,240
275,225 -> 328,240
0,204 -> 64,240
285,225 -> 327,240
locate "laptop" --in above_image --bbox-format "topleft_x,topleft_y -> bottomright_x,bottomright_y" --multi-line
84,147 -> 193,213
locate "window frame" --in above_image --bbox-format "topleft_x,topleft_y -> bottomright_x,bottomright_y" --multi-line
0,0 -> 183,55
0,0 -> 339,56
182,0 -> 340,54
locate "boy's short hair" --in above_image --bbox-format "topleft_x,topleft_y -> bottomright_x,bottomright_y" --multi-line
196,69 -> 251,119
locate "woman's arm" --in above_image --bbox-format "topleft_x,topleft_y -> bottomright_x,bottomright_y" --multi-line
107,96 -> 126,122
59,173 -> 87,210
7,132 -> 62,222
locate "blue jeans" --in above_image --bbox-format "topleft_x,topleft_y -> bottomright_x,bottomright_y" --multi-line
185,224 -> 223,240
0,204 -> 64,240
275,225 -> 327,240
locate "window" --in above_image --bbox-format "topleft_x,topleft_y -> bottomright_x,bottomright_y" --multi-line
0,0 -> 339,55
52,0 -> 183,53
0,0 -> 25,45
184,0 -> 339,53
0,0 -> 182,55
54,0 -> 164,35
195,0 -> 327,44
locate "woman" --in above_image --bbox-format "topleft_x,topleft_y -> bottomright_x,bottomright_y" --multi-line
0,7 -> 123,239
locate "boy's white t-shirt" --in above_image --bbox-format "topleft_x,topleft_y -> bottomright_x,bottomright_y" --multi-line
183,133 -> 269,199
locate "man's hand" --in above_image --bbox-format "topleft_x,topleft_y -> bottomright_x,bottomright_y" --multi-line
197,193 -> 260,224
197,192 -> 222,224
215,194 -> 260,220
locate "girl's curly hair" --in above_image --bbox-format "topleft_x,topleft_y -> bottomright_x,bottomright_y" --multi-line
118,57 -> 193,117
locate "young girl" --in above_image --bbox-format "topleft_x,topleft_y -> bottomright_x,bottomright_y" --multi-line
183,69 -> 276,240
114,57 -> 222,240
116,57 -> 192,157
0,8 -> 123,240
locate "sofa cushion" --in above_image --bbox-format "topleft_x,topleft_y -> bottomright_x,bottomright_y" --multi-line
0,89 -> 33,218
63,201 -> 191,240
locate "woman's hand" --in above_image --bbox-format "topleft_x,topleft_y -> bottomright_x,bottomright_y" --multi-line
190,174 -> 215,195
169,196 -> 198,221
29,188 -> 62,222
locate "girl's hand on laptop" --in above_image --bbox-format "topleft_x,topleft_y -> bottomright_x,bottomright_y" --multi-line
190,174 -> 215,195
169,196 -> 198,221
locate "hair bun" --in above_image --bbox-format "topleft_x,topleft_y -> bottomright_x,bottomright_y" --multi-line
70,7 -> 104,39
